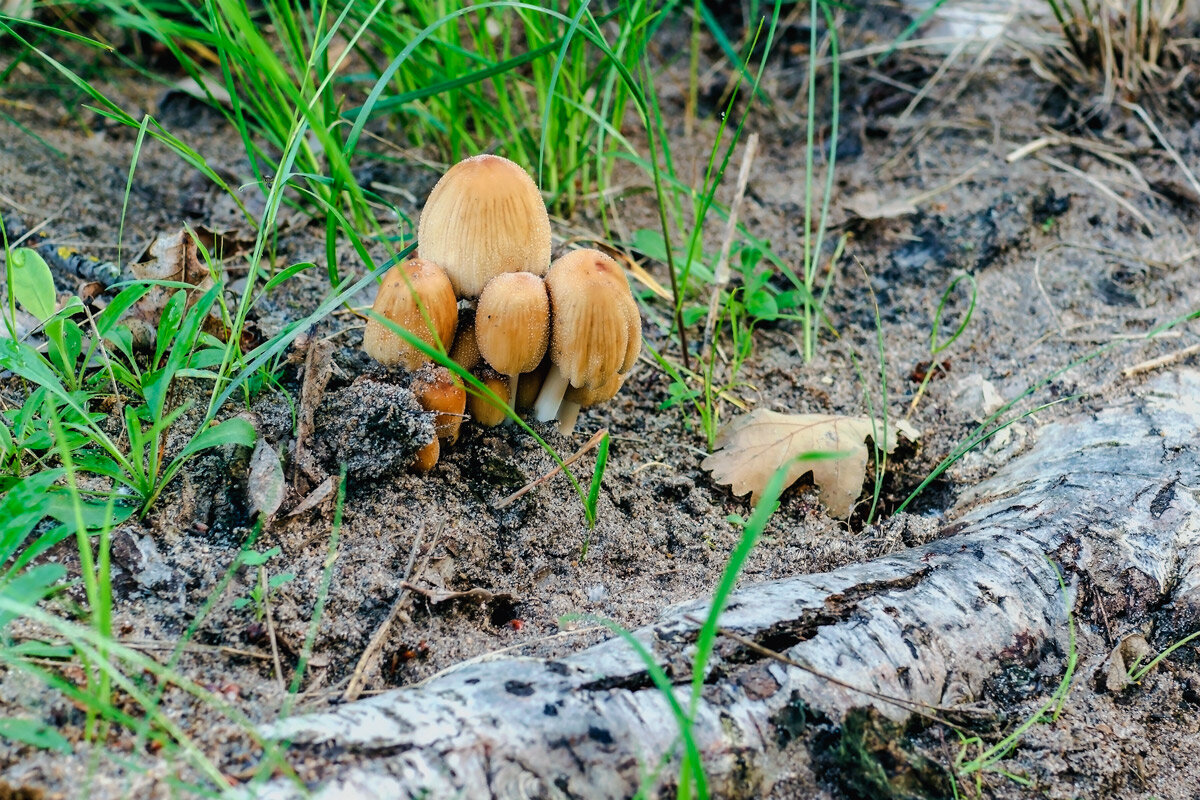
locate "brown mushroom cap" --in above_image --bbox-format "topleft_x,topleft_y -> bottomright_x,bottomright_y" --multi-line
544,249 -> 641,390
412,438 -> 440,473
416,155 -> 552,298
564,372 -> 625,408
411,364 -> 467,445
467,368 -> 509,428
363,259 -> 458,370
475,271 -> 550,377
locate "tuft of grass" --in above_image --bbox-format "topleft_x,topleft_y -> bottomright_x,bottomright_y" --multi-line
1039,0 -> 1198,106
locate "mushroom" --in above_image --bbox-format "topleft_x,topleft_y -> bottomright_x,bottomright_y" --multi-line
515,359 -> 550,412
363,259 -> 458,370
533,249 -> 641,426
411,364 -> 467,447
475,271 -> 550,407
558,372 -> 625,435
412,438 -> 440,473
449,311 -> 481,372
416,154 -> 552,298
467,368 -> 510,428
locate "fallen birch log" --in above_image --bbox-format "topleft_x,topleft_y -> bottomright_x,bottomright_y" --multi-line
257,369 -> 1200,799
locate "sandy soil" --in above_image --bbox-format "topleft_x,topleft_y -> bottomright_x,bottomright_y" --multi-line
1,6 -> 1199,799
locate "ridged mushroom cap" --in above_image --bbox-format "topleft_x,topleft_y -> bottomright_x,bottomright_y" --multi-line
475,271 -> 550,376
417,154 -> 552,298
363,259 -> 458,370
544,249 -> 642,390
565,372 -> 625,407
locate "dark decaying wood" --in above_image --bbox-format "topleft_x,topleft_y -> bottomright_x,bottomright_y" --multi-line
256,370 -> 1200,799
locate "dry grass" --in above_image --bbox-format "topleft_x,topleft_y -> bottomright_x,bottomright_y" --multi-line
1034,0 -> 1199,105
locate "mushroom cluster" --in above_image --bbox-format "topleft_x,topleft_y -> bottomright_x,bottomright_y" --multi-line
363,154 -> 641,470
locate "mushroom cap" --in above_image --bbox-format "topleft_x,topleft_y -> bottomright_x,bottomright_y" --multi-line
363,259 -> 458,370
565,372 -> 625,408
475,271 -> 550,376
412,438 -> 440,473
411,364 -> 467,445
467,367 -> 509,428
417,154 -> 552,298
544,249 -> 642,390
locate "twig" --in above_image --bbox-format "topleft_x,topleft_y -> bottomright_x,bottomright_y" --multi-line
342,523 -> 441,702
1123,342 -> 1200,378
702,132 -> 758,351
261,567 -> 286,691
494,428 -> 608,509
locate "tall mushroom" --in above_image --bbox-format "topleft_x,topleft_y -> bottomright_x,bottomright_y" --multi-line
363,259 -> 458,370
474,271 -> 550,408
533,249 -> 641,427
416,155 -> 552,299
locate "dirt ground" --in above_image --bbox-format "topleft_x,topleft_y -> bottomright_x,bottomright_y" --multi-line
2,6 -> 1200,799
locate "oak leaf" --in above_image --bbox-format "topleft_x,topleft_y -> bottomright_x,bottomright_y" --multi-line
701,410 -> 919,518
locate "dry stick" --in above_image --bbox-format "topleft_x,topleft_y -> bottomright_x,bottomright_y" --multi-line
342,523 -> 440,703
1123,342 -> 1200,378
262,566 -> 287,691
702,133 -> 758,353
494,428 -> 608,509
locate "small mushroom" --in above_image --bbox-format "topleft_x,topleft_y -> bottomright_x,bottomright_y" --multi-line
363,259 -> 458,370
559,372 -> 625,435
533,249 -> 641,426
515,359 -> 550,412
467,367 -> 510,428
416,154 -> 552,298
411,364 -> 467,447
412,438 -> 440,473
475,271 -> 550,407
449,311 -> 481,372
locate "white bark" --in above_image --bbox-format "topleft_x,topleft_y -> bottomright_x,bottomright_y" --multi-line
257,370 -> 1200,800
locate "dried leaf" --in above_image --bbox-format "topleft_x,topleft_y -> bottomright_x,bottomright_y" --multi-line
128,230 -> 226,344
701,410 -> 920,518
844,190 -> 918,221
288,475 -> 335,518
1104,633 -> 1153,692
248,438 -> 285,521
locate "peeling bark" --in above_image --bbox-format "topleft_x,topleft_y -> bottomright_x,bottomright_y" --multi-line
257,370 -> 1200,799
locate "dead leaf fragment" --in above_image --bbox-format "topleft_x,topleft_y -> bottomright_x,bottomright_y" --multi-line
247,439 -> 285,521
129,229 -> 227,345
1104,633 -> 1153,692
701,410 -> 920,518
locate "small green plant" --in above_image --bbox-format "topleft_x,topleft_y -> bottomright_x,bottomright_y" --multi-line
232,546 -> 296,621
584,431 -> 611,530
908,272 -> 978,417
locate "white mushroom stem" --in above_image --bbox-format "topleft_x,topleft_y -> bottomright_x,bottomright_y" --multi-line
557,401 -> 582,436
534,363 -> 570,422
506,373 -> 520,410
